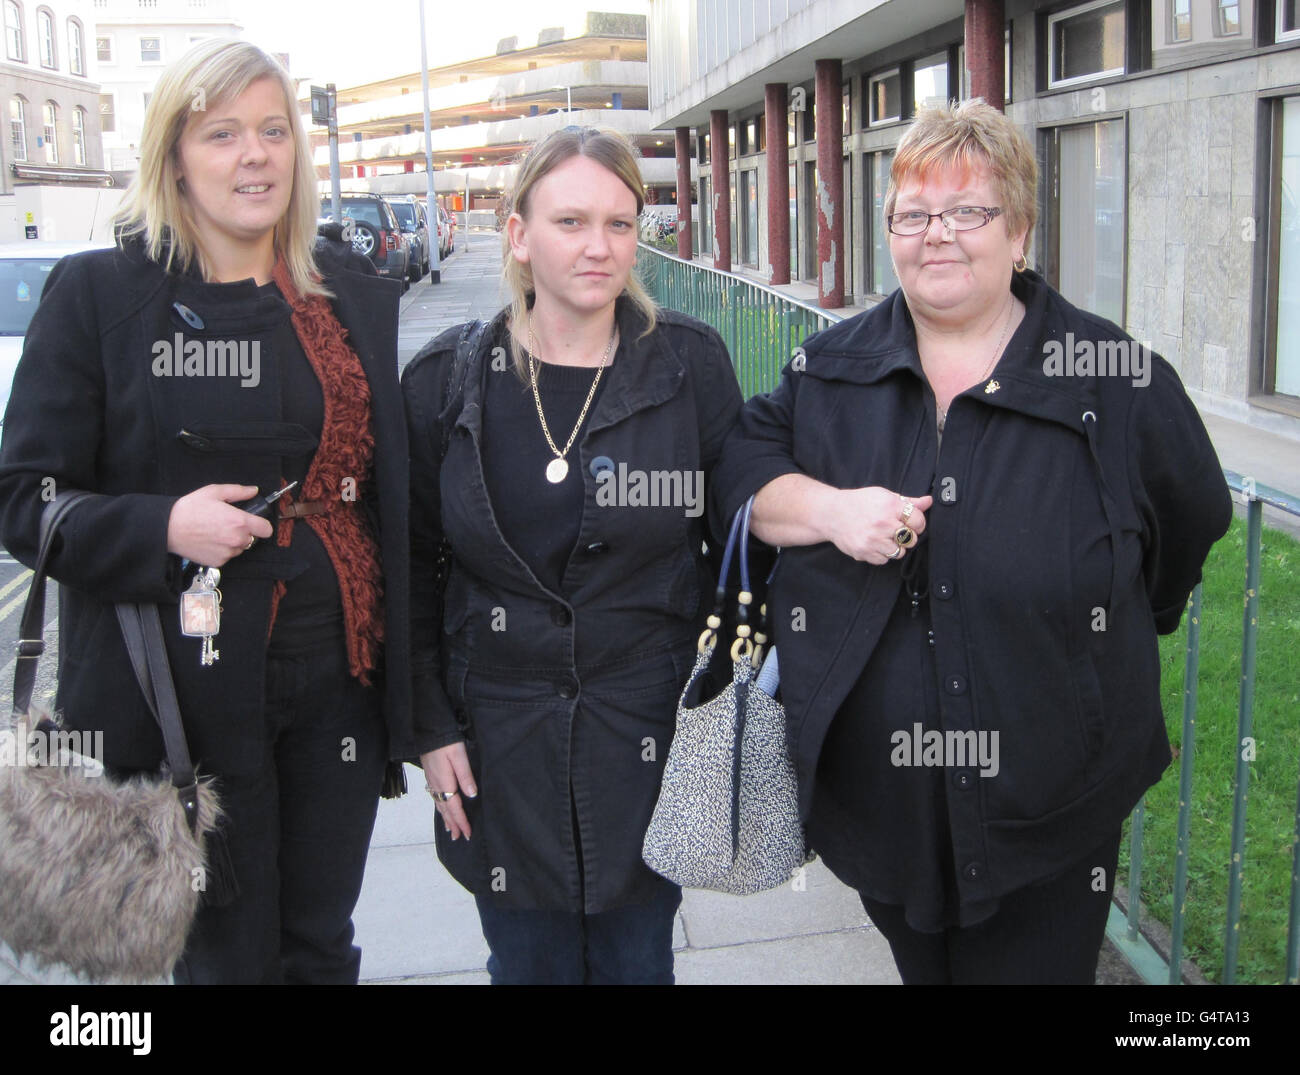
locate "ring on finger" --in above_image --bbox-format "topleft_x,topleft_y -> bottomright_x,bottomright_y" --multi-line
887,545 -> 904,560
894,525 -> 916,549
244,535 -> 257,551
425,785 -> 459,802
900,498 -> 914,521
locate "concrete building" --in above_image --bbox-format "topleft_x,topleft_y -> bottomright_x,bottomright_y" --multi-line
92,0 -> 241,172
0,0 -> 116,240
311,9 -> 674,218
648,0 -> 1300,436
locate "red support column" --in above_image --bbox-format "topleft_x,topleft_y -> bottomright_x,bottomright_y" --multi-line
709,109 -> 731,273
674,126 -> 693,259
765,83 -> 790,286
814,59 -> 843,309
965,0 -> 1005,112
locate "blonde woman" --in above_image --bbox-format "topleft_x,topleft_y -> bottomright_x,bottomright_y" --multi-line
405,127 -> 743,984
0,39 -> 420,983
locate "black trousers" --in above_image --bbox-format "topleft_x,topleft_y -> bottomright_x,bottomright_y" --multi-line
861,829 -> 1123,985
173,641 -> 387,985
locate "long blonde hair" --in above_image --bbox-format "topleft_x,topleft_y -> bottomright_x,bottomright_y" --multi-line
502,126 -> 657,372
113,38 -> 327,298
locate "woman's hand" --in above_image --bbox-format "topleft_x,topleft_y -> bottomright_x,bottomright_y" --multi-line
820,487 -> 932,564
420,742 -> 478,840
166,484 -> 274,565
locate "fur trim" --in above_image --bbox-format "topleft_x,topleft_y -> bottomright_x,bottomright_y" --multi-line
0,719 -> 221,983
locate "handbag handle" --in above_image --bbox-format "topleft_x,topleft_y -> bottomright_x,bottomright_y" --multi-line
697,496 -> 762,662
11,491 -> 204,834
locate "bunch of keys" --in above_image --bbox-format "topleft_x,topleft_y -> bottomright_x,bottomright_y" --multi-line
177,481 -> 299,667
180,566 -> 223,666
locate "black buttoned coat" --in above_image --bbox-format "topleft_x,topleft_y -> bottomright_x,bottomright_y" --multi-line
0,237 -> 424,775
403,300 -> 742,913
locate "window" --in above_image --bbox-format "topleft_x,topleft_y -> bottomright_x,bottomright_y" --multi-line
1170,0 -> 1192,42
37,7 -> 52,66
739,169 -> 758,266
95,34 -> 111,63
869,69 -> 901,126
1048,0 -> 1125,88
787,109 -> 796,147
1043,119 -> 1126,325
10,96 -> 26,162
42,100 -> 56,163
5,1 -> 23,62
67,18 -> 83,73
698,175 -> 712,257
742,117 -> 756,155
1280,0 -> 1300,41
728,123 -> 735,160
1216,1 -> 1241,36
913,53 -> 949,113
842,82 -> 851,131
98,93 -> 115,134
72,105 -> 85,165
789,162 -> 798,280
1269,97 -> 1300,396
868,150 -> 900,296
140,36 -> 161,63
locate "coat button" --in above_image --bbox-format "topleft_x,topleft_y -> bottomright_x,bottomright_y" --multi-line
935,579 -> 954,600
952,769 -> 975,789
945,674 -> 967,695
586,540 -> 610,554
556,676 -> 578,699
962,862 -> 982,881
589,455 -> 615,478
551,604 -> 572,627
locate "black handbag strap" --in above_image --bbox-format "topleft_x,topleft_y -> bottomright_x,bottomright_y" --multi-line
11,492 -> 202,833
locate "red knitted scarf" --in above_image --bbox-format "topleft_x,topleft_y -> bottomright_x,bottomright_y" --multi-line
267,259 -> 384,683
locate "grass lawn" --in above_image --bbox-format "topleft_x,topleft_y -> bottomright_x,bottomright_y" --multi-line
1118,513 -> 1300,984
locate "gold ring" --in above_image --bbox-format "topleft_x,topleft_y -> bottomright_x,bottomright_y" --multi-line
887,545 -> 904,560
900,499 -> 914,521
894,526 -> 916,548
244,535 -> 257,550
425,785 -> 458,802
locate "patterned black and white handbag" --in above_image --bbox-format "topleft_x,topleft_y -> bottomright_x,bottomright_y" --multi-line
642,497 -> 806,895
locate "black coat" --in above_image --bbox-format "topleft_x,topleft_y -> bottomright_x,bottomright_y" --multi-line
403,300 -> 742,912
710,270 -> 1233,906
0,238 -> 424,774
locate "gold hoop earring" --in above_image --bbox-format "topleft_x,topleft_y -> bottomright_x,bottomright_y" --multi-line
1013,253 -> 1028,273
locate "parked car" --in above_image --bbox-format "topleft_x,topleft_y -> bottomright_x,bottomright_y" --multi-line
388,194 -> 430,283
319,193 -> 409,289
0,240 -> 113,426
439,206 -> 456,256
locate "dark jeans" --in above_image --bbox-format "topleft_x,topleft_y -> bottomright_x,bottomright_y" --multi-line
860,829 -> 1123,985
173,640 -> 386,984
474,878 -> 682,985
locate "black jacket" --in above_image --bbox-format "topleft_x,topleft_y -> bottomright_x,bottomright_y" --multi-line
711,270 -> 1232,905
403,299 -> 742,912
0,238 -> 423,774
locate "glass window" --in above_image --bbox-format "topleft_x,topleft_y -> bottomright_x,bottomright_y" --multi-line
913,53 -> 949,113
1280,0 -> 1299,40
741,169 -> 758,266
95,35 -> 111,63
1271,98 -> 1300,396
728,124 -> 736,160
842,82 -> 851,131
72,106 -> 85,165
869,151 -> 899,296
67,18 -> 82,73
803,95 -> 816,142
1044,118 -> 1126,325
729,171 -> 737,256
1049,0 -> 1125,88
10,97 -> 26,162
787,109 -> 796,147
42,101 -> 56,164
38,8 -> 53,67
744,117 -> 756,155
1216,1 -> 1241,35
1170,0 -> 1192,42
869,69 -> 901,126
5,1 -> 22,61
789,162 -> 798,280
98,93 -> 114,134
699,175 -> 712,257
140,36 -> 161,63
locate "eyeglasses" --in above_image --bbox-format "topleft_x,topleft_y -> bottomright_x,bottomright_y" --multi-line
886,205 -> 1003,236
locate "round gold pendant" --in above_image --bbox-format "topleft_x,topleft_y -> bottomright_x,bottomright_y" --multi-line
546,458 -> 569,484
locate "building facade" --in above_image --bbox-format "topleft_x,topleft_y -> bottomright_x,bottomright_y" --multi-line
649,0 -> 1300,432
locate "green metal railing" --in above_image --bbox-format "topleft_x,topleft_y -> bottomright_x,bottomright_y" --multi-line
639,242 -> 1300,986
636,244 -> 841,397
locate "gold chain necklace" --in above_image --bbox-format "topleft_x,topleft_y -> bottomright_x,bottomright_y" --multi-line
936,294 -> 1015,433
527,316 -> 616,483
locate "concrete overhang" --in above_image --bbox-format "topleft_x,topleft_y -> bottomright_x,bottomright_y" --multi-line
334,156 -> 677,197
651,0 -> 962,129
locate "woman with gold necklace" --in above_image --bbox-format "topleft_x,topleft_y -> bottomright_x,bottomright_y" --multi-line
403,127 -> 742,984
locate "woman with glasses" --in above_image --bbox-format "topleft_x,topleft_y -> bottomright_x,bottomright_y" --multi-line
710,99 -> 1231,983
403,127 -> 742,983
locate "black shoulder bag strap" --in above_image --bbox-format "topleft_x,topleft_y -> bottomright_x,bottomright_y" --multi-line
11,491 -> 202,835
